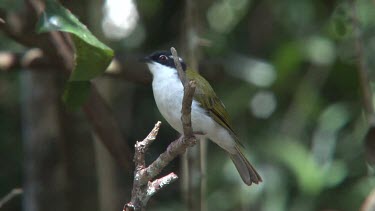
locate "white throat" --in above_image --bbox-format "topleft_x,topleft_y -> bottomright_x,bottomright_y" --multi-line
147,62 -> 178,82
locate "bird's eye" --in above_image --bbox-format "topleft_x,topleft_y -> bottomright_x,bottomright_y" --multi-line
159,55 -> 168,61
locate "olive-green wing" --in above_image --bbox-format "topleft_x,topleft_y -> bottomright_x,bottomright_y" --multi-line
186,69 -> 243,146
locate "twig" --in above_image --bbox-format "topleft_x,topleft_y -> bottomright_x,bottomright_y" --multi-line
362,188 -> 375,211
125,79 -> 197,210
170,47 -> 196,139
125,122 -> 168,211
142,131 -> 197,185
135,121 -> 162,170
0,51 -> 153,84
171,47 -> 187,85
124,122 -> 196,210
124,47 -> 197,210
351,0 -> 374,119
146,173 -> 179,198
181,80 -> 196,139
352,0 -> 375,167
0,188 -> 23,208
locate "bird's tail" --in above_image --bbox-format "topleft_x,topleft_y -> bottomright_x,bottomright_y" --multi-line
229,146 -> 262,186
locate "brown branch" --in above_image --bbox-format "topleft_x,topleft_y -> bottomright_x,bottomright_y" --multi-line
82,87 -> 133,171
181,80 -> 196,139
146,173 -> 178,198
142,129 -> 197,185
1,0 -> 74,73
171,47 -> 187,85
124,47 -> 197,211
351,0 -> 374,119
135,121 -> 162,170
125,123 -> 197,210
350,0 -> 375,165
125,79 -> 197,210
170,47 -> 196,139
1,0 -> 133,170
362,188 -> 375,211
0,50 -> 65,72
0,51 -> 152,84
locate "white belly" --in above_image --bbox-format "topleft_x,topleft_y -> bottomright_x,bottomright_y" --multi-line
151,73 -> 236,153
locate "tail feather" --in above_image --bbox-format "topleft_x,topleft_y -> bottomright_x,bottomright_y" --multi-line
229,147 -> 262,186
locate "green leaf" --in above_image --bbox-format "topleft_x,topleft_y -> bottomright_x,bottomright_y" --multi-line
36,0 -> 114,107
71,35 -> 113,81
62,81 -> 91,110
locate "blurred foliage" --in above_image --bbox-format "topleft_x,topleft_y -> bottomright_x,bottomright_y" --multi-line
1,0 -> 375,211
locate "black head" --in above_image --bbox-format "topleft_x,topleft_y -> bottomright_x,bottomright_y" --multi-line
142,51 -> 187,71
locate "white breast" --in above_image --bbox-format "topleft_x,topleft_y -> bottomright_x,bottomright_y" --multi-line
148,62 -> 236,153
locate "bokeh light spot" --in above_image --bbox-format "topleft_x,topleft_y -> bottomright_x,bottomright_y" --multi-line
250,91 -> 277,119
102,0 -> 139,40
305,36 -> 336,66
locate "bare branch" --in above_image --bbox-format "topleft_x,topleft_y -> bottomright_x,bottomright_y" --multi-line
351,0 -> 374,119
83,87 -> 133,171
125,123 -> 180,211
350,0 -> 375,165
125,47 -> 198,211
134,121 -> 161,170
171,47 -> 186,85
170,47 -> 196,139
1,0 -> 134,169
146,173 -> 178,200
125,123 -> 197,210
142,133 -> 196,184
362,188 -> 375,211
0,188 -> 23,209
181,80 -> 196,139
0,51 -> 153,84
140,121 -> 161,149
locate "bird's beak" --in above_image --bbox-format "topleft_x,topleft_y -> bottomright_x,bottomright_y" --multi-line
139,55 -> 151,63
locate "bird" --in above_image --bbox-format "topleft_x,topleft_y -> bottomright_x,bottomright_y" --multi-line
142,50 -> 262,186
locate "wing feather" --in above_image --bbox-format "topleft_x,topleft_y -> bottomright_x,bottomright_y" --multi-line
186,69 -> 243,147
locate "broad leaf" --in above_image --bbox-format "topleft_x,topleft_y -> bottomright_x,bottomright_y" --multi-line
36,0 -> 114,108
62,81 -> 91,109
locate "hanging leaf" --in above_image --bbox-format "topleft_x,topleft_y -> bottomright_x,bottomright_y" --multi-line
36,0 -> 114,109
62,81 -> 91,109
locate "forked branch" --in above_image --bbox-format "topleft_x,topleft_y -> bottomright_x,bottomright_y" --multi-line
124,47 -> 197,211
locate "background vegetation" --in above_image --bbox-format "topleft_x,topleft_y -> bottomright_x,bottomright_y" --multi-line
1,0 -> 375,210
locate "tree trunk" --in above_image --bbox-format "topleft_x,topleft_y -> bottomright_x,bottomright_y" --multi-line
62,107 -> 99,211
20,70 -> 67,211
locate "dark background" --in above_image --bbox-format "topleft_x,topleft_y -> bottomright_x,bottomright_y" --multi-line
1,0 -> 374,210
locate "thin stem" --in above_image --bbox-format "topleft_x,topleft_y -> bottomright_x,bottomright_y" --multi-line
0,188 -> 23,208
351,0 -> 374,119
